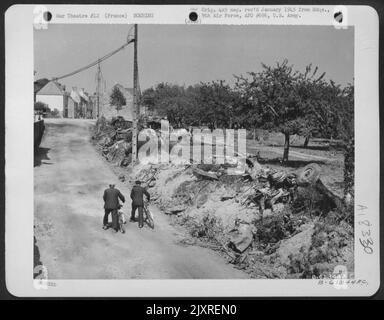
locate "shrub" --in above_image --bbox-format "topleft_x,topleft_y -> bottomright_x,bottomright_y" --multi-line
34,101 -> 50,113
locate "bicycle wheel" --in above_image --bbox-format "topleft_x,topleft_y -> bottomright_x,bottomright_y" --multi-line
144,206 -> 154,229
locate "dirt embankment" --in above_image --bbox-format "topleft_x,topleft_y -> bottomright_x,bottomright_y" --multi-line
127,163 -> 353,279
92,117 -> 354,279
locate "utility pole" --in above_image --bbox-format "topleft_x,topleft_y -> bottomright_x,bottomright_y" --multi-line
96,61 -> 101,118
132,24 -> 138,164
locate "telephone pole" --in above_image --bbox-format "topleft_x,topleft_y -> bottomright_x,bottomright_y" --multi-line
132,24 -> 138,164
96,60 -> 101,118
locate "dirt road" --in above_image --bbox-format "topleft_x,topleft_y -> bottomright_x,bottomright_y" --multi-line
34,119 -> 247,279
246,144 -> 336,163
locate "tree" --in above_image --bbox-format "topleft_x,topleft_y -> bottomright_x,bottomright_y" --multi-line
34,101 -> 50,113
110,86 -> 126,114
234,61 -> 353,163
193,81 -> 239,129
235,60 -> 305,162
141,87 -> 156,114
141,83 -> 197,128
141,81 -> 241,130
141,61 -> 354,194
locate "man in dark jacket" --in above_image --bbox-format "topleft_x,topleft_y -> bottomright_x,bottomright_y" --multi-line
103,184 -> 125,232
130,180 -> 150,228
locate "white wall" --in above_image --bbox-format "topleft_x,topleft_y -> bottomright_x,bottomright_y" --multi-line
36,95 -> 64,114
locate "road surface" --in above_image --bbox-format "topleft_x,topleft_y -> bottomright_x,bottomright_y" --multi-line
246,144 -> 336,163
34,119 -> 247,279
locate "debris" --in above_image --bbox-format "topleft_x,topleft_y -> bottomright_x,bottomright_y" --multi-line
111,116 -> 132,129
263,209 -> 274,218
165,205 -> 187,215
195,193 -> 209,208
256,210 -> 301,246
315,178 -> 344,210
197,164 -> 222,172
276,223 -> 315,266
296,163 -> 321,187
272,203 -> 285,214
115,128 -> 132,141
120,155 -> 132,167
268,171 -> 297,190
228,223 -> 254,253
94,117 -> 352,279
148,180 -> 156,188
192,168 -> 219,180
220,196 -> 234,201
270,188 -> 290,205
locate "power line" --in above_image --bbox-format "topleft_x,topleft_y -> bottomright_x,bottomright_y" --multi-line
52,38 -> 135,81
50,25 -> 139,121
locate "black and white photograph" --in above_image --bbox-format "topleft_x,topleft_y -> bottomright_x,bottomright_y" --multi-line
4,4 -> 380,297
33,22 -> 355,280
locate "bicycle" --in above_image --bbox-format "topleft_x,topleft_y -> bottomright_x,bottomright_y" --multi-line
117,204 -> 126,233
143,200 -> 154,229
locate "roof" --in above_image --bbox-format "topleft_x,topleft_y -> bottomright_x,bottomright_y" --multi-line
70,88 -> 90,103
70,90 -> 81,104
78,88 -> 89,102
37,81 -> 66,96
34,78 -> 49,94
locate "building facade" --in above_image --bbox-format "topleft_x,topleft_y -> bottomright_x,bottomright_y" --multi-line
35,81 -> 67,116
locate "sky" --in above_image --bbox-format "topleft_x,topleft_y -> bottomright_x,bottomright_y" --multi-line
34,24 -> 354,94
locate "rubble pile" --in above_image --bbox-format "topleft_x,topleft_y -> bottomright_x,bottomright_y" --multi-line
131,156 -> 352,278
93,117 -> 353,279
92,116 -> 133,167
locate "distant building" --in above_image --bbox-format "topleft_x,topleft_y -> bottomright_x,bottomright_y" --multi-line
35,81 -> 67,116
35,80 -> 96,119
34,78 -> 49,103
64,92 -> 76,118
66,87 -> 95,119
100,84 -> 143,121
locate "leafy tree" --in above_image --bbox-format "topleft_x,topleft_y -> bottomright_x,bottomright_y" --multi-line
141,87 -> 156,114
296,73 -> 354,199
43,108 -> 60,118
110,86 -> 126,114
193,81 -> 239,129
141,61 -> 354,201
34,101 -> 50,113
142,81 -> 240,130
235,60 -> 306,162
141,83 -> 197,128
234,60 -> 353,163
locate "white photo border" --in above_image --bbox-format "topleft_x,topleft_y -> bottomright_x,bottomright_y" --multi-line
5,4 -> 380,297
